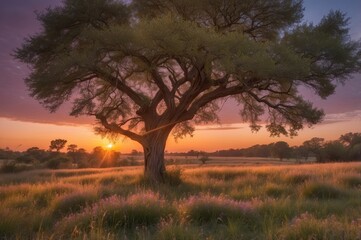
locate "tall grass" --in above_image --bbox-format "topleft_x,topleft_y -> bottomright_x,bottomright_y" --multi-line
1,162 -> 361,239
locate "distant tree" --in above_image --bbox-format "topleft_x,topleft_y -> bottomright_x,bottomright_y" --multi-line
92,146 -> 104,158
67,144 -> 78,153
131,149 -> 140,156
66,144 -> 78,163
348,144 -> 361,161
293,145 -> 310,162
322,140 -> 346,162
187,150 -> 199,158
16,147 -> 40,164
20,147 -> 47,163
272,141 -> 291,161
0,148 -> 20,160
198,154 -> 210,165
340,132 -> 361,147
46,156 -> 73,169
339,132 -> 361,160
73,148 -> 90,168
15,0 -> 361,182
49,139 -> 67,152
247,144 -> 272,157
89,146 -> 104,167
302,137 -> 325,162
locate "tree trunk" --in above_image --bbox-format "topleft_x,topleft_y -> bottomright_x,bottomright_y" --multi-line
142,129 -> 171,183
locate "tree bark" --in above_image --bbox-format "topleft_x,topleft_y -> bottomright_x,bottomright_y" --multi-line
142,128 -> 172,183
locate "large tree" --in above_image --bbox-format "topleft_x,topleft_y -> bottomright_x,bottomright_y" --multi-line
15,0 -> 360,182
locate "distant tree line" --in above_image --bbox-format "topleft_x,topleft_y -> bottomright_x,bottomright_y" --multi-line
169,132 -> 361,162
1,132 -> 360,173
0,139 -> 142,173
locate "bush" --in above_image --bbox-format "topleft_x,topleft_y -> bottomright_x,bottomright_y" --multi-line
302,183 -> 344,199
198,155 -> 210,164
340,175 -> 361,188
116,157 -> 138,166
205,170 -> 246,181
277,213 -> 361,240
101,192 -> 174,228
181,194 -> 257,225
156,220 -> 200,240
51,191 -> 98,217
164,167 -> 183,186
16,155 -> 36,164
0,161 -> 31,173
46,156 -> 73,169
55,192 -> 175,235
285,173 -> 312,184
265,185 -> 288,198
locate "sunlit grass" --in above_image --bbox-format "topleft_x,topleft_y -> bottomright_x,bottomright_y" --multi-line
0,162 -> 361,239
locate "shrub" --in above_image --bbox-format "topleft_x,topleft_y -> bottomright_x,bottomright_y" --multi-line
285,173 -> 312,184
181,194 -> 257,225
0,208 -> 29,239
198,155 -> 210,164
46,156 -> 73,169
302,183 -> 344,199
51,191 -> 98,217
205,170 -> 246,181
101,192 -> 174,228
265,185 -> 288,198
55,192 -> 175,235
0,161 -> 30,173
156,219 -> 200,240
164,167 -> 183,186
340,175 -> 361,188
277,213 -> 361,240
116,157 -> 138,166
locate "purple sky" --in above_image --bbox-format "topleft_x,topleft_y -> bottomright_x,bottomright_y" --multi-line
0,0 -> 360,126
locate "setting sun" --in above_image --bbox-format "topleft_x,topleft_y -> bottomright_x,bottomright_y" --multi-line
106,143 -> 113,149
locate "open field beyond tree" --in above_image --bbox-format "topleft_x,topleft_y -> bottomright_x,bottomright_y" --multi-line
1,162 -> 361,239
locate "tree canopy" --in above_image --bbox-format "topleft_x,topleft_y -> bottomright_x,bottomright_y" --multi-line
49,139 -> 67,152
15,0 -> 361,182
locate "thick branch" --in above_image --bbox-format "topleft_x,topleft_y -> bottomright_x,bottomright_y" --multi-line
96,114 -> 144,144
183,85 -> 246,120
92,67 -> 147,108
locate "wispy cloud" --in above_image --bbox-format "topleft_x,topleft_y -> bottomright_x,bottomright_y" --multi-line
196,124 -> 244,131
322,110 -> 361,124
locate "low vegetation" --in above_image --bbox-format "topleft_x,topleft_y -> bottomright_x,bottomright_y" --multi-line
1,162 -> 361,239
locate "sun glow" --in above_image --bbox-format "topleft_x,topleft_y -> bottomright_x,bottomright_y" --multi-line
106,143 -> 113,149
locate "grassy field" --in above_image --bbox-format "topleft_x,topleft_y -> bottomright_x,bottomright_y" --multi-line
1,161 -> 361,239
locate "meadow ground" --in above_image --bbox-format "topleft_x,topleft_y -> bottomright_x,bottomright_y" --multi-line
1,160 -> 361,239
